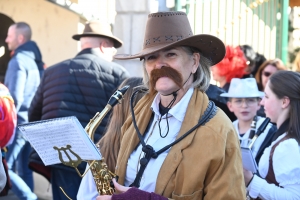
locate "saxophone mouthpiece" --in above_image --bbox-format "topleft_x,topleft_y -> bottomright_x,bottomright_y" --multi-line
107,85 -> 130,107
119,85 -> 130,95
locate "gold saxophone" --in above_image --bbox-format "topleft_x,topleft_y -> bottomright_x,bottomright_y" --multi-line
84,85 -> 129,195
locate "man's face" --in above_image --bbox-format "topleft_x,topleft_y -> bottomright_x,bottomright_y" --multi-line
5,25 -> 19,51
144,47 -> 199,96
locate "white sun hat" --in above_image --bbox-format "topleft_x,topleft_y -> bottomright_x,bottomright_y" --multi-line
220,78 -> 264,98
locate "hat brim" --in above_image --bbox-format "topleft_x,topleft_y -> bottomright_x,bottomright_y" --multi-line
114,34 -> 225,66
220,91 -> 265,98
72,33 -> 123,48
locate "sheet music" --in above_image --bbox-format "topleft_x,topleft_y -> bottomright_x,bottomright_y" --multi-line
18,116 -> 102,166
241,147 -> 258,173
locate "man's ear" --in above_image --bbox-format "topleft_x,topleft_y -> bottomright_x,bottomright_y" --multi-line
282,96 -> 290,109
99,41 -> 105,53
227,101 -> 234,112
17,34 -> 24,44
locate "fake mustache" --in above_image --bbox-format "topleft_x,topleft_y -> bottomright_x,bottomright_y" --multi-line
149,66 -> 183,95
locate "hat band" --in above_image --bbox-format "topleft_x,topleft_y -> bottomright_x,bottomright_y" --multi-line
144,32 -> 192,48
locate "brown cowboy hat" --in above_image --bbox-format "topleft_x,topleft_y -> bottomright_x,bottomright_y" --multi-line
114,11 -> 225,65
72,20 -> 123,48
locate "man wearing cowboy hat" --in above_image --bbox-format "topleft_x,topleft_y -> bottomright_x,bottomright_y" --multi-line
28,20 -> 129,200
97,11 -> 245,200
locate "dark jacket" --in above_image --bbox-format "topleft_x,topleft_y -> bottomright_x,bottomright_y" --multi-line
206,84 -> 236,121
28,48 -> 129,170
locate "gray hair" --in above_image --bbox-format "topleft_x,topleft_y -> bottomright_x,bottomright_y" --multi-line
142,46 -> 212,92
14,22 -> 32,41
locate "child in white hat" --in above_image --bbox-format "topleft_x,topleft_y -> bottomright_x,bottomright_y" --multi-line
221,78 -> 277,163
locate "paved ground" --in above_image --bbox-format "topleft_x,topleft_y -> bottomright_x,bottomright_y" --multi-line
0,172 -> 52,200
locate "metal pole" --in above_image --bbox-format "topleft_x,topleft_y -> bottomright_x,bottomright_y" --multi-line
280,0 -> 289,64
175,0 -> 182,11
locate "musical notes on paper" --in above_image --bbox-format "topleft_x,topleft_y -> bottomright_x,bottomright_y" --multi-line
18,116 -> 102,166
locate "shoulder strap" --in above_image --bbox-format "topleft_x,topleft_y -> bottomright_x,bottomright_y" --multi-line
156,100 -> 217,155
130,100 -> 217,188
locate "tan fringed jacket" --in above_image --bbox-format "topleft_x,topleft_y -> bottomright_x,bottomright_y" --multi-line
115,89 -> 246,199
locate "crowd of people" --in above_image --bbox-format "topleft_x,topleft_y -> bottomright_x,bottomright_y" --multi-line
0,10 -> 300,200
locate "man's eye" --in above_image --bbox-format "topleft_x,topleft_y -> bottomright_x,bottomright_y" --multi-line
235,99 -> 242,103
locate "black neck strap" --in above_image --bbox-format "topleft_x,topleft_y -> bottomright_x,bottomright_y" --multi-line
129,89 -> 217,188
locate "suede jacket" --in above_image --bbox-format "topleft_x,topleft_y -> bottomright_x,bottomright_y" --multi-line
116,89 -> 246,200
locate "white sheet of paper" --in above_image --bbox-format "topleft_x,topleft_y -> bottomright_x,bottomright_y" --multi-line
241,147 -> 258,173
18,116 -> 102,166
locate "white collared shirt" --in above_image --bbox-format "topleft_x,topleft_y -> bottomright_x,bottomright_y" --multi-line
77,88 -> 194,199
247,133 -> 300,199
124,87 -> 194,192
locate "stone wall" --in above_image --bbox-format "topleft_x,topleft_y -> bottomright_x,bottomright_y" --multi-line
114,0 -> 151,77
0,0 -> 79,67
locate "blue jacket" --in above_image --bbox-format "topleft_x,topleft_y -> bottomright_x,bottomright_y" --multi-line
4,41 -> 44,124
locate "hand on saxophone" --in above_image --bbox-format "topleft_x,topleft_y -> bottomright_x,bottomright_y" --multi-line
96,178 -> 130,200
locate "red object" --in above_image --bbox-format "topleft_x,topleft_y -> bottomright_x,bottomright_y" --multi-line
0,83 -> 17,148
214,45 -> 248,83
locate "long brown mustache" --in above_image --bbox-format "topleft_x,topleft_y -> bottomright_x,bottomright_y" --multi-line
149,66 -> 183,95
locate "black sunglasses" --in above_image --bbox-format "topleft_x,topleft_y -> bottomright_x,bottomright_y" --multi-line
263,71 -> 272,77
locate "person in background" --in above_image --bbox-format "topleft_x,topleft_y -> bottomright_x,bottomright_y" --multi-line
5,22 -> 44,200
254,59 -> 286,117
211,45 -> 248,91
28,20 -> 129,200
253,52 -> 267,76
240,44 -> 257,77
97,11 -> 245,200
292,51 -> 300,73
0,83 -> 17,149
0,159 -> 6,194
206,84 -> 237,121
77,77 -> 144,200
244,70 -> 300,199
221,78 -> 277,163
0,83 -> 17,196
254,59 -> 286,91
